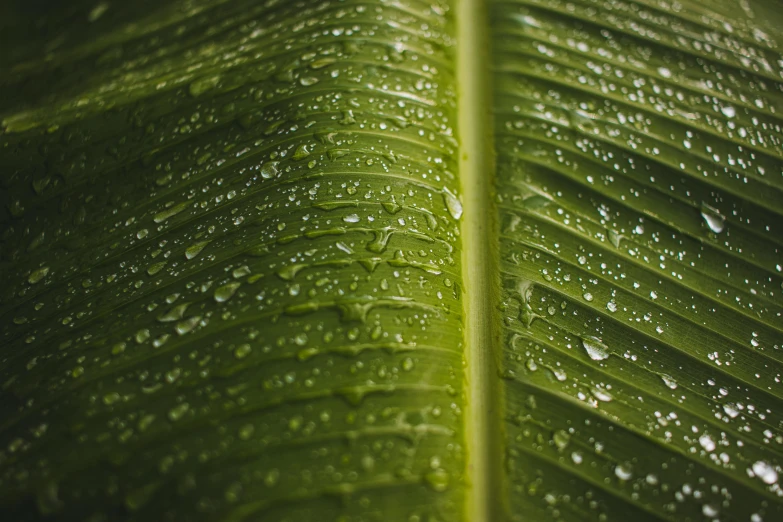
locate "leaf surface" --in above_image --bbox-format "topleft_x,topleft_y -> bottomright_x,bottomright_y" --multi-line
1,0 -> 782,521
489,1 -> 783,520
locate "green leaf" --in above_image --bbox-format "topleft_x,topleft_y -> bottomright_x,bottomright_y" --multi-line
488,1 -> 783,520
1,0 -> 781,521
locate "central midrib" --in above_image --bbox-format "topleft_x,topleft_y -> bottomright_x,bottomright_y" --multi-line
456,0 -> 505,521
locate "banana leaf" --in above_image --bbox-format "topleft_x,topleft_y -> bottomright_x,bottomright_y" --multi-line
0,0 -> 781,520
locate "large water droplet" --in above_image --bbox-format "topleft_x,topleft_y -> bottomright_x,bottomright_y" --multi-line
260,161 -> 279,179
582,336 -> 609,361
214,282 -> 241,303
28,267 -> 49,285
700,202 -> 725,234
615,462 -> 633,480
660,374 -> 678,390
442,188 -> 462,220
752,460 -> 779,485
590,385 -> 613,402
185,240 -> 211,260
699,433 -> 716,452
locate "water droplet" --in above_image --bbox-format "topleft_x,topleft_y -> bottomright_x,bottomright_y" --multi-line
158,303 -> 190,323
615,462 -> 633,480
522,195 -> 551,210
442,188 -> 462,220
590,385 -> 613,402
382,195 -> 402,214
702,504 -> 720,518
660,374 -> 678,390
135,329 -> 150,344
722,403 -> 740,418
424,468 -> 450,492
168,402 -> 190,422
581,336 -> 610,361
154,202 -> 189,223
238,424 -> 255,440
189,75 -> 220,97
260,161 -> 279,179
553,430 -> 570,451
214,282 -> 241,303
292,144 -> 311,160
264,469 -> 279,487
700,202 -> 725,234
548,367 -> 567,382
147,261 -> 166,276
176,316 -> 201,335
752,460 -> 778,484
28,267 -> 49,284
103,392 -> 120,405
699,433 -> 716,452
185,240 -> 211,260
234,344 -> 252,359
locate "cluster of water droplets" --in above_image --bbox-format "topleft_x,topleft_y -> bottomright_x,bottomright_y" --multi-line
495,0 -> 782,520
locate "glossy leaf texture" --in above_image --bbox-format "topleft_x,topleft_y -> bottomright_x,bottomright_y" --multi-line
0,1 -> 465,521
490,0 -> 783,520
1,0 -> 782,521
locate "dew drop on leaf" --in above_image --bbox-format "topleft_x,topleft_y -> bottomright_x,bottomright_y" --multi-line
700,202 -> 725,234
752,460 -> 779,485
581,336 -> 609,361
442,188 -> 462,220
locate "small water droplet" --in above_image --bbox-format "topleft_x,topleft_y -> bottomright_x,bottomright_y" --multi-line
234,344 -> 252,359
553,429 -> 570,451
168,402 -> 190,422
424,468 -> 450,492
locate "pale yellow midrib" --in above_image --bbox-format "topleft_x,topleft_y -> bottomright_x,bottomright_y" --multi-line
457,0 -> 504,521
